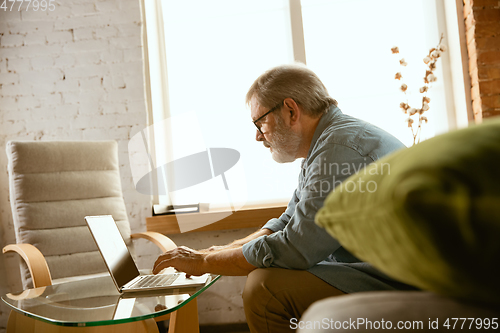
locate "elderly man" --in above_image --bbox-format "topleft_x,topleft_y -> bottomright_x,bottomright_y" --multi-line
153,64 -> 413,332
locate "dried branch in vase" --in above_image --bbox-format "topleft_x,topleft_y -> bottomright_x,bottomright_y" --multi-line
392,34 -> 446,146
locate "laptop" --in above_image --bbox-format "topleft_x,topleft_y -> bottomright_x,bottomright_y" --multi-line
85,215 -> 209,293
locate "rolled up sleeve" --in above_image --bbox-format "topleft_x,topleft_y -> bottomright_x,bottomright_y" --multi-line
261,218 -> 286,232
244,196 -> 341,269
242,236 -> 274,268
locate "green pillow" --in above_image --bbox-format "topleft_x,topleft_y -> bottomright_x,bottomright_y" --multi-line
315,118 -> 500,304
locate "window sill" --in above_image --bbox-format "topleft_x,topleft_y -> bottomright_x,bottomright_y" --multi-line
146,202 -> 287,235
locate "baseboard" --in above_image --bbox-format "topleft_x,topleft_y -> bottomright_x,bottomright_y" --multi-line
200,323 -> 250,333
158,320 -> 250,333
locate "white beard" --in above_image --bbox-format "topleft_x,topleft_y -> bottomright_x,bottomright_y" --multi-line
265,115 -> 302,163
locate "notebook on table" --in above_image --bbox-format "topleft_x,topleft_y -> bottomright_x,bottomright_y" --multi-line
85,215 -> 209,293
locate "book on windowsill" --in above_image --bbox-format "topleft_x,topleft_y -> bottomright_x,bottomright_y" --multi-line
152,203 -> 210,216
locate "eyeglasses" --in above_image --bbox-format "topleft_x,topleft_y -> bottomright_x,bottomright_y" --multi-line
253,101 -> 283,135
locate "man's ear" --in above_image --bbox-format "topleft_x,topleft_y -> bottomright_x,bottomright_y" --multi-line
283,98 -> 301,126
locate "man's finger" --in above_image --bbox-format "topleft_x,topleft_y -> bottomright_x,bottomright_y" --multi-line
153,251 -> 174,270
153,259 -> 171,275
154,254 -> 163,266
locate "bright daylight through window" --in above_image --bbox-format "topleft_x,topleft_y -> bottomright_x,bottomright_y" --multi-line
143,0 -> 466,209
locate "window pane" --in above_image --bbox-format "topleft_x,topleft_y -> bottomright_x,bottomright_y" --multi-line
301,0 -> 450,147
159,0 -> 301,207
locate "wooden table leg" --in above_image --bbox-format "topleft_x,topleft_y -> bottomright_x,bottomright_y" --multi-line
168,298 -> 199,333
7,310 -> 160,333
7,310 -> 35,332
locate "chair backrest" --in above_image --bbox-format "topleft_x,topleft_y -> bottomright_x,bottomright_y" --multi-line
7,140 -> 133,289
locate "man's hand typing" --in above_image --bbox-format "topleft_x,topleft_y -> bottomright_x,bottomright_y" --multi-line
153,246 -> 207,277
153,245 -> 257,277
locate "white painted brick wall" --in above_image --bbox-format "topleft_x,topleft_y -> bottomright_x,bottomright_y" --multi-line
0,1 -> 247,330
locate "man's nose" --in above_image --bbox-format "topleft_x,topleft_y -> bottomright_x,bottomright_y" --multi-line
256,130 -> 264,141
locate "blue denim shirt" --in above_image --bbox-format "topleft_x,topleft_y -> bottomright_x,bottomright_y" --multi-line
242,105 -> 412,293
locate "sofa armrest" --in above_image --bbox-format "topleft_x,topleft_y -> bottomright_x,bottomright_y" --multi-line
298,291 -> 500,333
131,231 -> 177,252
3,244 -> 52,288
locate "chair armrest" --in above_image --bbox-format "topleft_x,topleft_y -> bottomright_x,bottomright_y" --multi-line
6,286 -> 47,300
131,231 -> 177,252
3,244 -> 52,288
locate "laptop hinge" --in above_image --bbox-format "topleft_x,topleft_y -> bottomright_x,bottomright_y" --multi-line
121,275 -> 143,290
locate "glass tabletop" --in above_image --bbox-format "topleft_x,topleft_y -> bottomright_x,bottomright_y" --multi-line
2,274 -> 220,327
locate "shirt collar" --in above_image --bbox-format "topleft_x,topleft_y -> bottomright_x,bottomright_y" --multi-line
301,105 -> 342,169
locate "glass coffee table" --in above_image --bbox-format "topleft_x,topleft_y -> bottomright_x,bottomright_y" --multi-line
2,274 -> 220,333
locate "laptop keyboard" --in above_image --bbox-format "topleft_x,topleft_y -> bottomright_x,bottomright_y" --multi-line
132,273 -> 180,289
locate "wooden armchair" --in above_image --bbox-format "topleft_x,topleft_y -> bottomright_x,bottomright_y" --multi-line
3,140 -> 198,333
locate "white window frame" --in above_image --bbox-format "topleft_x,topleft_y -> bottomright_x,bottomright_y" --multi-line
141,0 -> 472,206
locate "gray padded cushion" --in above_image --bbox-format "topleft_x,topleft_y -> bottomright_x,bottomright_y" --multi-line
12,171 -> 123,202
7,141 -> 133,288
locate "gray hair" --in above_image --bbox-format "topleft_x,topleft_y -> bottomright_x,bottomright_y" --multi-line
246,63 -> 338,117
